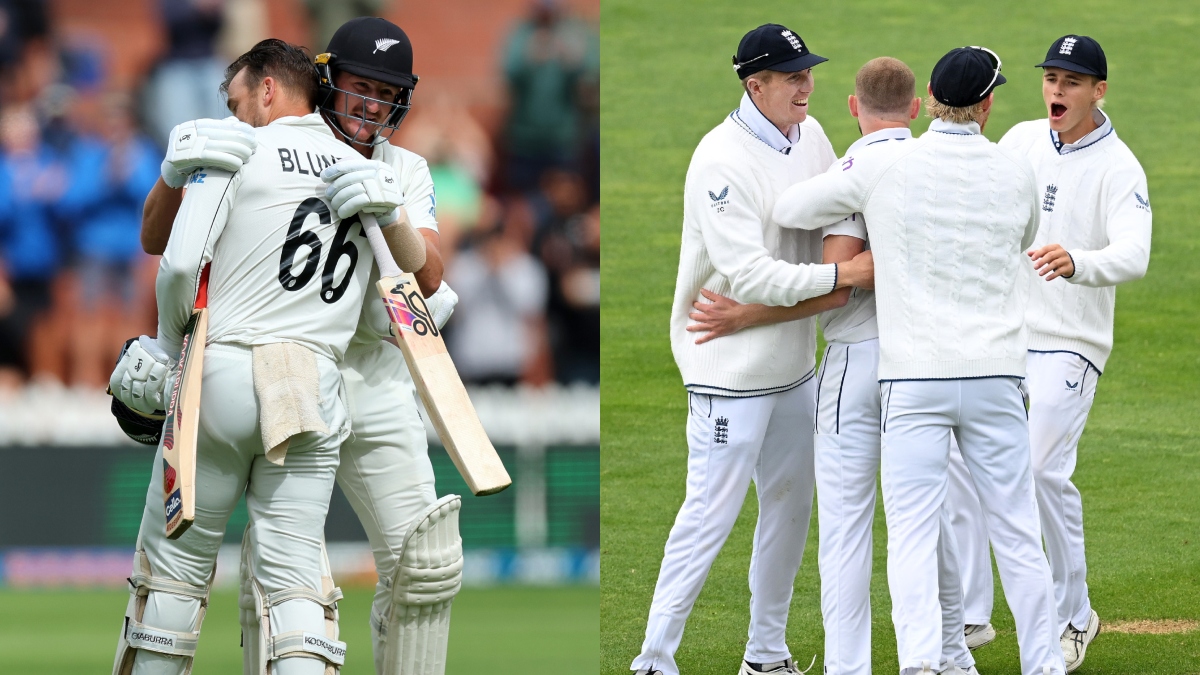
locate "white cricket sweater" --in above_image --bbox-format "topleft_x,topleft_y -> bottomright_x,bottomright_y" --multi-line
999,115 -> 1151,372
817,126 -> 914,344
773,120 -> 1039,380
670,105 -> 838,397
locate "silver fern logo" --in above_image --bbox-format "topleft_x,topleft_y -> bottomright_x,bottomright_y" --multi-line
374,38 -> 400,54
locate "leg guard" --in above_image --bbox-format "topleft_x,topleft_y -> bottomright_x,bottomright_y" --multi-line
113,547 -> 213,675
239,528 -> 348,674
374,495 -> 464,675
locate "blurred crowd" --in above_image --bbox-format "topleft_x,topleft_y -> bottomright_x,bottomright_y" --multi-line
0,0 -> 599,392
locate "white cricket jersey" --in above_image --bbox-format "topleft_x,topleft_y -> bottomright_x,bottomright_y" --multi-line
671,97 -> 839,397
998,113 -> 1151,372
156,114 -> 371,361
817,127 -> 912,344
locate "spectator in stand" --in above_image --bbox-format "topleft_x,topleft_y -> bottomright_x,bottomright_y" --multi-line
142,0 -> 228,145
0,105 -> 68,384
304,0 -> 386,57
394,90 -> 493,263
0,0 -> 52,106
500,0 -> 598,193
537,197 -> 599,385
446,198 -> 550,386
58,92 -> 160,387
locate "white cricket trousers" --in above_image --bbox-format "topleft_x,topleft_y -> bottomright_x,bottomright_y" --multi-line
631,379 -> 817,675
132,343 -> 347,675
816,340 -> 972,675
947,351 -> 1099,633
945,439 -> 993,626
337,341 -> 438,669
880,377 -> 1064,675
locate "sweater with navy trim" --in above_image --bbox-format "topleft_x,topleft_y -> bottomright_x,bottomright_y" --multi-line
999,116 -> 1151,372
670,109 -> 838,397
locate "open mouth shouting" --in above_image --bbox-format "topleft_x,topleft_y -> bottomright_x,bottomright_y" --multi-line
1050,102 -> 1068,121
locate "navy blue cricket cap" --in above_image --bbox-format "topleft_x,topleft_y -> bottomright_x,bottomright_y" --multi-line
733,24 -> 827,80
930,46 -> 1006,107
1036,35 -> 1106,80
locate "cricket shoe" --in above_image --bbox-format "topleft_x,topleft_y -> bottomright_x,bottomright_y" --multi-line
1061,609 -> 1101,673
940,666 -> 981,675
634,670 -> 663,675
739,657 -> 810,674
964,623 -> 996,651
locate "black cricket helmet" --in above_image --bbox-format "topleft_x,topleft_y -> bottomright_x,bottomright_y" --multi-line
109,337 -> 166,446
315,16 -> 419,147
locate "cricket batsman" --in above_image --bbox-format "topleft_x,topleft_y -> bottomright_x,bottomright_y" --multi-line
111,19 -> 464,675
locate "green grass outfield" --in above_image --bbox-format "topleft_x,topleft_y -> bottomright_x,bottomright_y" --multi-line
0,585 -> 597,673
601,1 -> 1200,674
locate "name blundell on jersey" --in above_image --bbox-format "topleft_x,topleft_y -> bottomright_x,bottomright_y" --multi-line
277,147 -> 347,175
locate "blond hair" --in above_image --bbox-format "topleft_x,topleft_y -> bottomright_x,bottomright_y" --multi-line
855,57 -> 914,119
741,69 -> 775,95
925,96 -> 988,124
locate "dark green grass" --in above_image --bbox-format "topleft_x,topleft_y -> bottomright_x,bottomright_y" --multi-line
0,585 -> 598,673
601,1 -> 1200,673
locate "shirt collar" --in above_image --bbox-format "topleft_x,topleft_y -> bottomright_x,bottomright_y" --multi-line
845,126 -> 912,155
270,112 -> 336,138
929,118 -> 982,135
1050,109 -> 1112,154
733,92 -> 800,153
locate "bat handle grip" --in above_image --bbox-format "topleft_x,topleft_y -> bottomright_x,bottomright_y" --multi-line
359,212 -> 403,278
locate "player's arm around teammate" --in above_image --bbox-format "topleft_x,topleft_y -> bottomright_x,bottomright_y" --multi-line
124,19 -> 465,675
114,41 -> 363,675
634,25 -> 873,675
949,36 -> 1152,672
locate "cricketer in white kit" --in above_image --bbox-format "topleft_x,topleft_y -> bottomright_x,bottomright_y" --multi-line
121,21 -> 465,675
112,41 -> 371,675
773,46 -> 1066,675
631,24 -> 873,675
946,34 -> 1151,672
698,57 -> 977,675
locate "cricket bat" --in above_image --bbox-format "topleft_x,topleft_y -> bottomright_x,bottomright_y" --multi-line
359,212 -> 512,496
161,264 -> 210,538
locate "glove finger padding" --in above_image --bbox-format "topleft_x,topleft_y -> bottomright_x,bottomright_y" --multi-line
110,336 -> 176,415
319,158 -> 378,183
162,118 -> 258,186
321,159 -> 403,219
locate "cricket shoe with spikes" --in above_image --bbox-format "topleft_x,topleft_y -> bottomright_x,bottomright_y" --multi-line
964,623 -> 997,651
1061,609 -> 1100,672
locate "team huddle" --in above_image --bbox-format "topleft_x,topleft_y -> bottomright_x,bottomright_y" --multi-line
633,24 -> 1150,675
103,16 -> 493,675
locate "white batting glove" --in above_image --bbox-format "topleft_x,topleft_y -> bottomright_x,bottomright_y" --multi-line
424,282 -> 459,330
161,117 -> 258,188
320,159 -> 404,220
109,336 -> 176,415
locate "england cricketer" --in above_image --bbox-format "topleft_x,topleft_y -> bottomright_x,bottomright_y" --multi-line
111,39 -> 379,675
115,19 -> 463,675
695,56 -> 979,675
772,46 -> 1067,675
630,23 -> 873,675
946,34 -> 1152,672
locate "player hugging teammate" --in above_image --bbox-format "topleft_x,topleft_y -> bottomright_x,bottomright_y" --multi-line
633,26 -> 1149,675
108,18 -> 481,675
